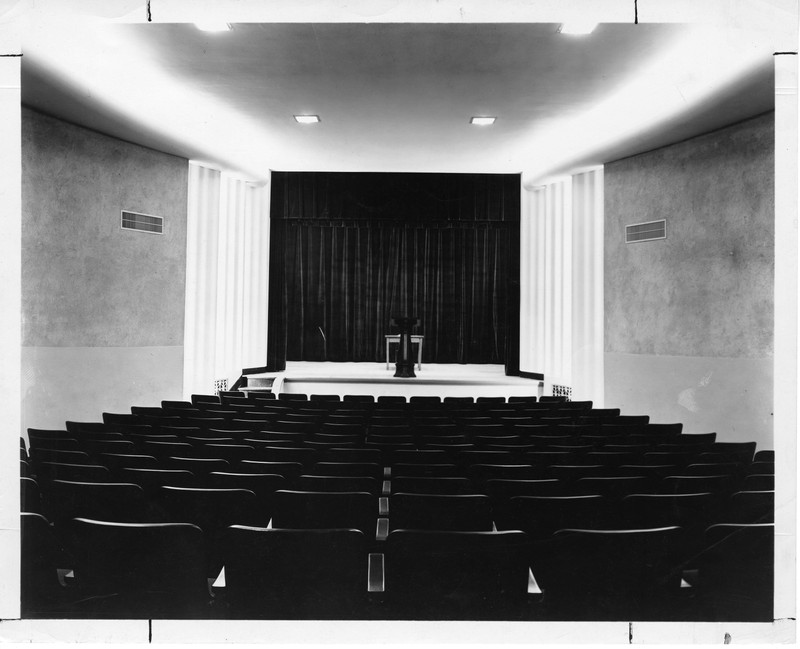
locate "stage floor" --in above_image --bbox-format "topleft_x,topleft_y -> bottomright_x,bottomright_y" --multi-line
247,362 -> 542,400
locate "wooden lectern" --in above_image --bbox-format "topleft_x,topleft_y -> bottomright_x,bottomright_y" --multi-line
391,316 -> 419,378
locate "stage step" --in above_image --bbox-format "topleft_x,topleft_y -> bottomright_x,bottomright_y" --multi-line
245,376 -> 275,391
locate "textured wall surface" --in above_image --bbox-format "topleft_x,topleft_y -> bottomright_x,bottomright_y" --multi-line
21,108 -> 188,431
604,113 -> 774,447
605,113 -> 774,357
22,108 -> 188,347
605,353 -> 773,444
22,346 -> 184,430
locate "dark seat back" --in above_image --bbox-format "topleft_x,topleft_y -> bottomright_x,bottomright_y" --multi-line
391,477 -> 475,495
311,462 -> 384,480
21,512 -> 73,614
223,526 -> 368,619
498,494 -> 609,539
158,486 -> 263,531
272,490 -> 377,536
46,480 -> 147,526
620,492 -> 717,533
384,530 -> 530,620
297,475 -> 380,496
390,493 -> 492,531
207,471 -> 286,510
67,518 -> 209,618
532,526 -> 686,619
724,490 -> 774,523
697,523 -> 773,621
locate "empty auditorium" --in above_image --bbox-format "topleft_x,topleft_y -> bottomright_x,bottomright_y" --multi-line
2,0 -> 796,643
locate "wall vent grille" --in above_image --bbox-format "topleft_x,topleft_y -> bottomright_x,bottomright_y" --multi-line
214,378 -> 228,395
121,210 -> 163,234
625,219 -> 666,243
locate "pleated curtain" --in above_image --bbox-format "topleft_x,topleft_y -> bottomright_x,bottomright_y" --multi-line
267,172 -> 520,369
520,168 -> 603,403
183,163 -> 270,396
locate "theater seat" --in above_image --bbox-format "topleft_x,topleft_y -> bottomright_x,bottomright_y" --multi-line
619,492 -> 717,549
742,474 -> 775,491
297,474 -> 380,496
272,490 -> 377,537
311,462 -> 384,481
66,518 -> 210,618
383,529 -> 530,620
191,394 -> 220,407
389,493 -> 493,531
45,480 -> 148,527
498,494 -> 611,540
343,394 -> 375,403
223,526 -> 369,619
158,486 -> 262,577
278,393 -> 309,401
390,463 -> 461,478
508,396 -> 538,404
21,477 -> 41,514
486,478 -> 565,500
31,449 -> 91,467
391,476 -> 475,495
532,526 -> 687,620
309,394 -> 341,403
694,523 -> 773,621
36,462 -> 111,485
120,467 -> 196,496
21,513 -> 76,615
724,491 -> 774,523
207,471 -> 286,514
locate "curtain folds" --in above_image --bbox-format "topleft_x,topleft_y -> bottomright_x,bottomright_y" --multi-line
520,168 -> 603,402
184,163 -> 270,396
571,168 -> 604,405
267,172 -> 520,368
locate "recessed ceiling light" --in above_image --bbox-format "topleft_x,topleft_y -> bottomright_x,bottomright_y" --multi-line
194,22 -> 231,32
558,22 -> 598,35
294,115 -> 320,124
470,116 -> 496,126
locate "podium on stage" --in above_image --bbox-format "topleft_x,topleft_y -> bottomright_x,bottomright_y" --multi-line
384,335 -> 423,371
389,317 -> 419,378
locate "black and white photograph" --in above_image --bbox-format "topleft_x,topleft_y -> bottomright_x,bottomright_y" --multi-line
1,0 -> 796,644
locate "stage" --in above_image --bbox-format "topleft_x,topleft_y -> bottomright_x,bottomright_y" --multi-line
245,362 -> 542,400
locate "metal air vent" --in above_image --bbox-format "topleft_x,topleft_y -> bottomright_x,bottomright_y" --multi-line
121,210 -> 163,234
626,219 -> 666,243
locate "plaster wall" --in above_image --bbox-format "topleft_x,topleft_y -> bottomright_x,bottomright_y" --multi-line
21,108 -> 188,432
604,113 -> 774,448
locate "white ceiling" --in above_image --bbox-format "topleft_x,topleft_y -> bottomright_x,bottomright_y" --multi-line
19,5 -> 795,184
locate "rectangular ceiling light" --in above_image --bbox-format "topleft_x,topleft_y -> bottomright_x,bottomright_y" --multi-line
470,116 -> 496,126
558,22 -> 598,35
294,115 -> 320,124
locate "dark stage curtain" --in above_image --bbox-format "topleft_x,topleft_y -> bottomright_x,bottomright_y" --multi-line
267,172 -> 520,371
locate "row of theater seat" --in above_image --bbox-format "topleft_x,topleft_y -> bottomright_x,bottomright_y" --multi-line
20,392 -> 774,621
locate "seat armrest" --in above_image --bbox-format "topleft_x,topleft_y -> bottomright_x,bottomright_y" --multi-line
528,567 -> 542,595
376,517 -> 389,542
367,553 -> 385,592
57,568 -> 75,588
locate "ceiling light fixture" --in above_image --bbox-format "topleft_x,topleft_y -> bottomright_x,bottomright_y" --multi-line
294,115 -> 320,124
558,22 -> 598,35
470,116 -> 496,126
194,22 -> 231,32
